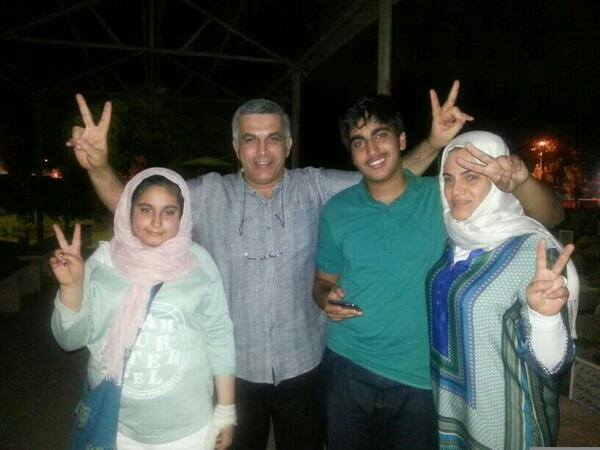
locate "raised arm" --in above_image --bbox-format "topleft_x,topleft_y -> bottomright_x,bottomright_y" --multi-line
512,176 -> 564,227
458,143 -> 565,228
403,80 -> 474,175
67,94 -> 123,212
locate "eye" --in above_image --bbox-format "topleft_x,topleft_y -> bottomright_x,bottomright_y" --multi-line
466,173 -> 479,182
140,206 -> 151,214
375,131 -> 389,140
164,208 -> 178,216
267,135 -> 281,143
351,139 -> 365,149
442,175 -> 452,184
243,136 -> 255,144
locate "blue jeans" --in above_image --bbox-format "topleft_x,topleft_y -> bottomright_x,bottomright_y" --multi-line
321,348 -> 438,450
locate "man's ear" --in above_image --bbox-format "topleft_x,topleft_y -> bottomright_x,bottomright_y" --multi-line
232,140 -> 240,159
285,137 -> 293,158
398,132 -> 407,151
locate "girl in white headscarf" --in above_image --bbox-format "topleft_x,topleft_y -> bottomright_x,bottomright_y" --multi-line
51,168 -> 236,450
427,131 -> 577,449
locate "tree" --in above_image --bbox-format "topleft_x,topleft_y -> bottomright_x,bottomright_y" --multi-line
65,83 -> 232,179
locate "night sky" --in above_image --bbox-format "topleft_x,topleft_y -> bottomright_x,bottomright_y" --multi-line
302,1 -> 600,173
1,0 -> 598,190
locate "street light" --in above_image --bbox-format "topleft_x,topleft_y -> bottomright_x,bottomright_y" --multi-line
531,138 -> 557,180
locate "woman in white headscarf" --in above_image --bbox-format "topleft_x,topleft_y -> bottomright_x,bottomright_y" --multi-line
426,131 -> 578,449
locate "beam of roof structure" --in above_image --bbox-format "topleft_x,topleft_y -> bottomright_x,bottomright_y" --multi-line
176,0 -> 304,73
265,0 -> 400,96
3,0 -> 104,35
88,4 -> 122,45
198,0 -> 247,99
164,55 -> 244,100
179,18 -> 212,51
2,35 -> 286,65
38,53 -> 141,93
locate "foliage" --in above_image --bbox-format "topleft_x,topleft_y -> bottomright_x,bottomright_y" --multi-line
64,83 -> 231,180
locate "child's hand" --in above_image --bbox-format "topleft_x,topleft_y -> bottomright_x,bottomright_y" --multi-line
215,425 -> 234,450
49,224 -> 84,287
526,240 -> 574,316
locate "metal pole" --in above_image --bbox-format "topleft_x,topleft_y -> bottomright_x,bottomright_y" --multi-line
377,0 -> 392,95
33,99 -> 44,246
291,71 -> 301,169
149,0 -> 155,86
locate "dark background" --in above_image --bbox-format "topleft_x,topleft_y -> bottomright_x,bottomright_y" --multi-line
0,0 -> 598,214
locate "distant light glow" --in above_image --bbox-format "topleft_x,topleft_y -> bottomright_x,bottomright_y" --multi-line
41,168 -> 64,179
530,137 -> 558,181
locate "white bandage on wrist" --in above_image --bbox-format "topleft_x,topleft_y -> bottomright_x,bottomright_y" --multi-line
202,404 -> 237,450
213,403 -> 237,427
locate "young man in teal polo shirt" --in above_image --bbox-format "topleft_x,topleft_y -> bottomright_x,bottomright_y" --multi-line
313,95 -> 565,449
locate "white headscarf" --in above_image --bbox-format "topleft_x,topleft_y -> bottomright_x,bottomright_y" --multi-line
439,131 -> 579,336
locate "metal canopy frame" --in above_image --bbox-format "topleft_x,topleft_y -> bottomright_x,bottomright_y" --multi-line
1,0 -> 393,99
1,0 -> 397,244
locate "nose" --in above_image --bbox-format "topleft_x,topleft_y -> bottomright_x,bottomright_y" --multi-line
258,139 -> 268,155
450,179 -> 465,196
365,140 -> 376,156
151,212 -> 162,228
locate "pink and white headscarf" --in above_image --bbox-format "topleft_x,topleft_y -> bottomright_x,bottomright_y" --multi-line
104,167 -> 196,384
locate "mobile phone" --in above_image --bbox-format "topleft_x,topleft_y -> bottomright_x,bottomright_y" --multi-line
328,300 -> 362,311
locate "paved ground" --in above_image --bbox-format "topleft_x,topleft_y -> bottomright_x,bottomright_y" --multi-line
1,273 -> 599,449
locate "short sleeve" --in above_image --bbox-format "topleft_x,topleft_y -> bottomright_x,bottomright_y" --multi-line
316,205 -> 343,276
311,168 -> 362,203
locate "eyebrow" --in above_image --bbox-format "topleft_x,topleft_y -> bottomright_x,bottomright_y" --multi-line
349,125 -> 393,144
135,203 -> 179,209
241,131 -> 283,139
442,169 -> 475,177
370,125 -> 393,135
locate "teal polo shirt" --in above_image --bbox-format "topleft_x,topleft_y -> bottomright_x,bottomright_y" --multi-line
317,170 -> 447,389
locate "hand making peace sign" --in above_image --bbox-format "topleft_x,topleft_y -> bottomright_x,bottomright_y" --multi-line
526,240 -> 575,316
66,94 -> 112,171
428,80 -> 475,149
49,223 -> 85,287
456,142 -> 530,193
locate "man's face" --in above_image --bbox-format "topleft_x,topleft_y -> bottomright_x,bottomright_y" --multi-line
233,113 -> 291,195
349,118 -> 406,184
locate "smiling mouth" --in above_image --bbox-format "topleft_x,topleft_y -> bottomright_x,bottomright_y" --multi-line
366,156 -> 385,168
